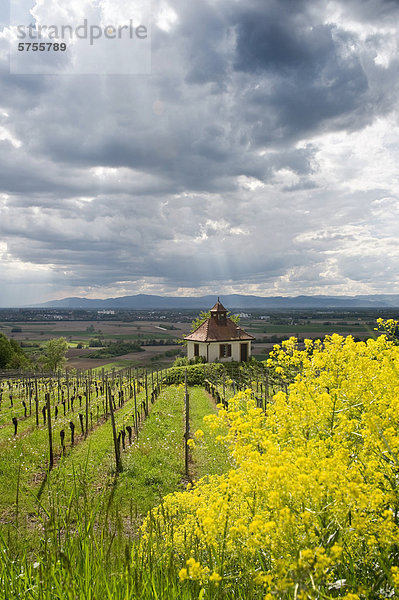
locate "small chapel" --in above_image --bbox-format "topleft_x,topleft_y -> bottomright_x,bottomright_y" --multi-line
184,298 -> 255,363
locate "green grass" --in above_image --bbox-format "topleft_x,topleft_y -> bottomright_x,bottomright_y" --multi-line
189,387 -> 231,480
0,377 -> 147,508
0,381 -> 231,539
0,376 -> 238,600
107,386 -> 231,523
112,386 -> 189,519
0,531 -> 260,600
0,395 -> 144,520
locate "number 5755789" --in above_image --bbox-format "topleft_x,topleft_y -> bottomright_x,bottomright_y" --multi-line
18,42 -> 67,51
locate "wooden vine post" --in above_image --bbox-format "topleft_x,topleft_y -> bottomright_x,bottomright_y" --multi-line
133,379 -> 138,438
264,366 -> 269,413
184,369 -> 190,478
28,378 -> 32,416
108,386 -> 123,473
145,371 -> 148,416
85,379 -> 89,437
35,378 -> 39,427
222,372 -> 226,403
66,370 -> 70,411
46,392 -> 54,470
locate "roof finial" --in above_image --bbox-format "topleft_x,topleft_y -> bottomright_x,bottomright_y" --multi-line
217,296 -> 220,302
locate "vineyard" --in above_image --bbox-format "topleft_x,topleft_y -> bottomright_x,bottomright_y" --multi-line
0,333 -> 399,598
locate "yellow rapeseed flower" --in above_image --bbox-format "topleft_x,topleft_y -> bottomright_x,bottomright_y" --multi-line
209,572 -> 222,583
140,331 -> 399,597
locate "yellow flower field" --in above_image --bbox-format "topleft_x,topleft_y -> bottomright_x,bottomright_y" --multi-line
141,333 -> 399,598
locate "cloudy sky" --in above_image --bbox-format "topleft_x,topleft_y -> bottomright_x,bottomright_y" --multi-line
1,0 -> 399,306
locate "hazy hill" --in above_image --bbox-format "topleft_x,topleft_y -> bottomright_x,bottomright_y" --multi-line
34,293 -> 399,309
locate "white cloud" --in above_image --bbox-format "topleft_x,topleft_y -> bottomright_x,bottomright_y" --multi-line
155,2 -> 178,33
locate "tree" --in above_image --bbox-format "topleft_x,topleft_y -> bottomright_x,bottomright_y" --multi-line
0,334 -> 30,369
0,335 -> 14,368
42,337 -> 68,372
190,311 -> 211,333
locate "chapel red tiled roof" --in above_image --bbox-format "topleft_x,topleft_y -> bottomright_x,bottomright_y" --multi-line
210,299 -> 228,313
184,316 -> 255,343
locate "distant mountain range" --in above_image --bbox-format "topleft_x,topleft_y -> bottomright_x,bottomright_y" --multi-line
33,293 -> 399,309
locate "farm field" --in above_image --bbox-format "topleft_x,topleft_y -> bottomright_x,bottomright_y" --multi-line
242,317 -> 379,360
0,319 -> 187,370
0,309 -> 387,371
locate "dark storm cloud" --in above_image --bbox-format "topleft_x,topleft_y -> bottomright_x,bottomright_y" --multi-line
3,0 -> 392,186
0,0 -> 399,303
176,1 -> 229,86
233,0 -> 330,73
231,0 -> 398,145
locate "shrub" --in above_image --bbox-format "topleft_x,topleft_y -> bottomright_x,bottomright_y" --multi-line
165,363 -> 225,386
